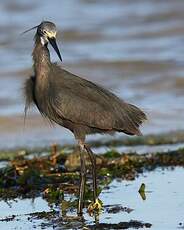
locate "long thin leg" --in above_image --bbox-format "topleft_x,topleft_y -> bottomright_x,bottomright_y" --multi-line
77,141 -> 86,215
84,145 -> 97,203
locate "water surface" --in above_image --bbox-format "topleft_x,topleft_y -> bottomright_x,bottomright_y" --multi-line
0,167 -> 183,229
0,0 -> 184,148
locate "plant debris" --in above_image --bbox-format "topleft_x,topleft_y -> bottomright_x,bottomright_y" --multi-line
87,220 -> 152,229
0,215 -> 16,222
0,146 -> 184,201
104,204 -> 134,214
0,144 -> 184,229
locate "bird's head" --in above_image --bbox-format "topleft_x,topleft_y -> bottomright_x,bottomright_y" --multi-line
23,21 -> 62,62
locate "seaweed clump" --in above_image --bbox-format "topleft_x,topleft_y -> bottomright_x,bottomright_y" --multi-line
0,146 -> 184,201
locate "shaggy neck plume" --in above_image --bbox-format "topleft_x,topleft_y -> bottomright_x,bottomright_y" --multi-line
32,34 -> 51,80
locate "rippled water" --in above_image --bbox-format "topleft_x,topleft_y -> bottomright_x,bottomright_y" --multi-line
1,168 -> 184,229
0,0 -> 184,148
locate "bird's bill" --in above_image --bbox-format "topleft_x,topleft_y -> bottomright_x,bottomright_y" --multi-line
48,37 -> 62,62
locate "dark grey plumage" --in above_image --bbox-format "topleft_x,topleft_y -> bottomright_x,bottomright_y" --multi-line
24,21 -> 147,215
24,30 -> 146,139
25,66 -> 146,137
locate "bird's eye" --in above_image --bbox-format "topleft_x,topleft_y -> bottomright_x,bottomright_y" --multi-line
42,30 -> 47,34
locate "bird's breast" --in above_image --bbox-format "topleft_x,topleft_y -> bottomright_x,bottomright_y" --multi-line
34,81 -> 62,125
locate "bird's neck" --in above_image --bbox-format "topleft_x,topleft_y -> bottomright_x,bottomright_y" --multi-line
32,34 -> 51,82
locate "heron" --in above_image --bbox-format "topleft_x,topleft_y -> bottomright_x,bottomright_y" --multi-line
23,21 -> 147,215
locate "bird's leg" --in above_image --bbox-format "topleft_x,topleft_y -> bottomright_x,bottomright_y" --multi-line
77,140 -> 86,216
84,145 -> 103,213
84,145 -> 97,201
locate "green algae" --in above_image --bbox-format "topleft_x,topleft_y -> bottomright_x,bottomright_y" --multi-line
0,139 -> 183,230
0,145 -> 184,201
103,149 -> 121,158
1,143 -> 183,229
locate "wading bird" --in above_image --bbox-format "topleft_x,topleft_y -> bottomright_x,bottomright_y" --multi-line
23,21 -> 147,215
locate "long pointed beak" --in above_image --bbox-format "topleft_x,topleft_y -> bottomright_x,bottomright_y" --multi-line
48,37 -> 62,62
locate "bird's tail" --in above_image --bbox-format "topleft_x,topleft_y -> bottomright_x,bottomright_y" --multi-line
116,103 -> 147,136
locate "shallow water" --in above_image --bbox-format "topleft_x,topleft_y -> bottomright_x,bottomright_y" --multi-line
93,142 -> 184,155
0,0 -> 184,148
0,167 -> 184,229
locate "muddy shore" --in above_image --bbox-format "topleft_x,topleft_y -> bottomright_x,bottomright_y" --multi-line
0,131 -> 184,229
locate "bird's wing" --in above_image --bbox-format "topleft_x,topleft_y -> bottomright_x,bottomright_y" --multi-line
52,73 -> 116,129
50,67 -> 146,133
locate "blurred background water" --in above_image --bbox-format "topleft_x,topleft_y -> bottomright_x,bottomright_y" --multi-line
0,0 -> 184,149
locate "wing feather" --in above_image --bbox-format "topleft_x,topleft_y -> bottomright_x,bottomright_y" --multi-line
51,66 -> 146,134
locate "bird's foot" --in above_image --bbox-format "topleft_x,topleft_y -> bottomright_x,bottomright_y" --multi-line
87,198 -> 103,215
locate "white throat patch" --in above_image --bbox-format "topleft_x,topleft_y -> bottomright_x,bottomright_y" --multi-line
40,36 -> 47,46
